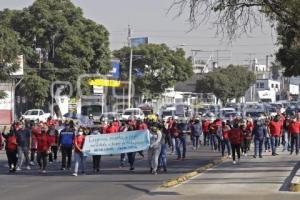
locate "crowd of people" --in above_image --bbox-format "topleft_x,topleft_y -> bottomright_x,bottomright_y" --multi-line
0,109 -> 299,176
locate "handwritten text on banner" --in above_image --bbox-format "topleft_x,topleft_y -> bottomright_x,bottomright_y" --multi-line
83,130 -> 150,156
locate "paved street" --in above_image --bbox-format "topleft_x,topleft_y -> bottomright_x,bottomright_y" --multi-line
137,148 -> 300,200
0,144 -> 220,200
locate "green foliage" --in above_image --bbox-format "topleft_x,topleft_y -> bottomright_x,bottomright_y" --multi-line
270,62 -> 282,80
0,0 -> 111,105
21,73 -> 49,108
113,44 -> 193,97
196,65 -> 255,105
0,25 -> 20,98
276,9 -> 300,76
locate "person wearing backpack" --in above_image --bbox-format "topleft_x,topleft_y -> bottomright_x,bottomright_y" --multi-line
59,121 -> 75,170
2,126 -> 18,172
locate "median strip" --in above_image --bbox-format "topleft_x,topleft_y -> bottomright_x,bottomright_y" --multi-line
161,157 -> 227,188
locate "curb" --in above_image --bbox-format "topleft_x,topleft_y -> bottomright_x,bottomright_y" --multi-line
290,169 -> 300,192
161,157 -> 227,188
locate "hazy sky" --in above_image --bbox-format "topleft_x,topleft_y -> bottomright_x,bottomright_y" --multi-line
0,0 -> 277,66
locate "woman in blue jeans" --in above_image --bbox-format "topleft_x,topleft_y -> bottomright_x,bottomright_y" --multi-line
158,124 -> 168,172
252,120 -> 267,158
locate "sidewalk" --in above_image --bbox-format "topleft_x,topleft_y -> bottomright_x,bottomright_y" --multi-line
137,148 -> 300,200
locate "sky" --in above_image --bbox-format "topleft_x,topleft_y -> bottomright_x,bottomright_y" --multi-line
0,0 -> 277,66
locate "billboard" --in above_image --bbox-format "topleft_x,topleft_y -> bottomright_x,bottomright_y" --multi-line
0,90 -> 12,125
89,79 -> 121,87
111,60 -> 120,78
130,37 -> 148,47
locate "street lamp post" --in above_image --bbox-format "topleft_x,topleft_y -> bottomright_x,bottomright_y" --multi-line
127,42 -> 133,109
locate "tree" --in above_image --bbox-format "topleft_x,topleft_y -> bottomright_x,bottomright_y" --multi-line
0,0 -> 111,106
197,71 -> 231,104
21,73 -> 49,108
113,44 -> 193,97
196,65 -> 255,105
169,0 -> 300,38
276,20 -> 300,76
169,0 -> 300,76
270,62 -> 282,80
0,25 -> 20,98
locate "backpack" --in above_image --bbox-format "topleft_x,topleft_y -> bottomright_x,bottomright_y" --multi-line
60,131 -> 74,146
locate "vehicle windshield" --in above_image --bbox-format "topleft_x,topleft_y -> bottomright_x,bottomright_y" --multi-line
63,113 -> 78,119
162,111 -> 174,117
267,107 -> 277,112
246,112 -> 264,118
124,110 -> 139,115
81,105 -> 102,116
224,112 -> 237,118
25,110 -> 39,115
142,110 -> 152,115
270,104 -> 282,109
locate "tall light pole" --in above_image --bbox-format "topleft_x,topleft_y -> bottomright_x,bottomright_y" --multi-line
127,25 -> 133,109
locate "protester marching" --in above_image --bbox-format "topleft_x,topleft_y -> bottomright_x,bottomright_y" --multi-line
0,109 -> 300,176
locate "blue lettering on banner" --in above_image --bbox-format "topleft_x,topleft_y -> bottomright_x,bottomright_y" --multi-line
82,130 -> 150,156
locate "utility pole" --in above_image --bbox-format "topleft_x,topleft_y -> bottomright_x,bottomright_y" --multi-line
127,25 -> 133,109
266,54 -> 273,79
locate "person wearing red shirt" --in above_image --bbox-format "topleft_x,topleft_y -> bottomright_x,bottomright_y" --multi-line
30,122 -> 41,166
36,127 -> 51,173
105,122 -> 118,134
228,122 -> 243,164
138,120 -> 148,130
136,119 -> 148,158
269,115 -> 282,156
221,121 -> 231,158
112,119 -> 120,131
2,126 -> 18,172
288,116 -> 300,155
0,126 -> 3,151
202,118 -> 211,146
47,125 -> 59,163
73,128 -> 86,176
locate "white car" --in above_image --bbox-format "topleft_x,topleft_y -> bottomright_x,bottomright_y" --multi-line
122,108 -> 145,120
22,109 -> 51,122
161,110 -> 178,121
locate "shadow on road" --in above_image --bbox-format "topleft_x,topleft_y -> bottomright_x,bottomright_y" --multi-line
279,160 -> 300,191
123,184 -> 181,196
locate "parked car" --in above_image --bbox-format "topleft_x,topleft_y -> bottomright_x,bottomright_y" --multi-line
22,109 -> 51,122
245,111 -> 266,120
63,112 -> 90,125
223,112 -> 241,121
219,108 -> 236,117
100,112 -> 119,122
265,106 -> 277,117
122,108 -> 145,120
161,109 -> 178,121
